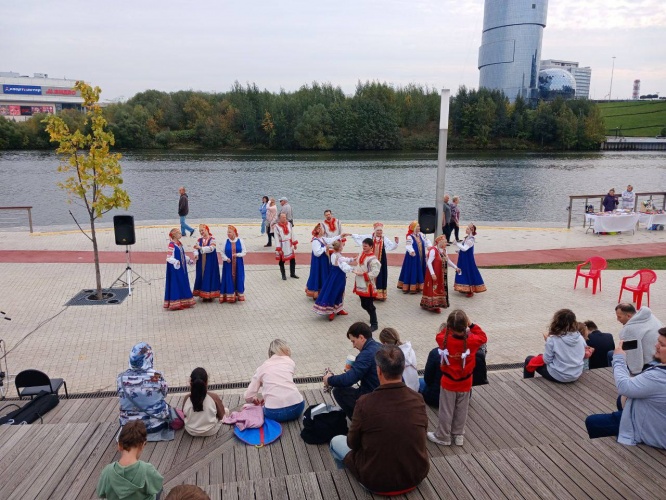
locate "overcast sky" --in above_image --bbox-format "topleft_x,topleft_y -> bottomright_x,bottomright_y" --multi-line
2,1 -> 664,101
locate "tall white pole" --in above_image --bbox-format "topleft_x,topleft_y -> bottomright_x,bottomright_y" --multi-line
435,89 -> 450,237
608,56 -> 616,102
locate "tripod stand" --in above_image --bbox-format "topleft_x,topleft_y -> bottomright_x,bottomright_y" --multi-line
111,245 -> 148,296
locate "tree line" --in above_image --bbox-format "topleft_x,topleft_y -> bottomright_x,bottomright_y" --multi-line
0,82 -> 606,151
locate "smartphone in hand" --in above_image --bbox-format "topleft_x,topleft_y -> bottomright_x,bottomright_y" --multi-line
622,339 -> 638,350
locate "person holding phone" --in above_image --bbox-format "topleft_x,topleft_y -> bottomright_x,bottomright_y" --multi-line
585,328 -> 666,449
615,303 -> 663,375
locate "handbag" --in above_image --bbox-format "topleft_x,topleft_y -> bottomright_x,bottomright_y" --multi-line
300,403 -> 348,444
121,384 -> 183,430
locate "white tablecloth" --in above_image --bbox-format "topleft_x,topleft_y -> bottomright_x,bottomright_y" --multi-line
585,213 -> 640,233
638,213 -> 666,228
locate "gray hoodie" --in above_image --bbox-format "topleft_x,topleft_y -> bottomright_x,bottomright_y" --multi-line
544,331 -> 586,383
620,307 -> 663,375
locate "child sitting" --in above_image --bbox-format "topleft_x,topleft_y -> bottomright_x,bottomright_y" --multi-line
96,420 -> 164,500
379,328 -> 419,392
183,367 -> 228,437
427,309 -> 487,446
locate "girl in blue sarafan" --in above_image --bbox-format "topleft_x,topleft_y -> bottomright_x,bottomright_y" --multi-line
192,224 -> 221,301
305,223 -> 346,299
397,221 -> 431,293
453,223 -> 487,298
164,228 -> 195,311
117,342 -> 174,441
219,225 -> 247,303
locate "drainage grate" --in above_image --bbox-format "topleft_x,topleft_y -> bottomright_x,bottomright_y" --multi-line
65,288 -> 130,306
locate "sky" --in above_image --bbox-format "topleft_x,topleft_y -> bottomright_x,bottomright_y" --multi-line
1,1 -> 665,101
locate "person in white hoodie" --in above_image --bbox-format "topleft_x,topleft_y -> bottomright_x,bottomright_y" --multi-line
379,328 -> 419,392
616,303 -> 663,375
523,309 -> 586,383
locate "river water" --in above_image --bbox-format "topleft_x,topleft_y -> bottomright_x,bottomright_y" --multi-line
1,150 -> 664,228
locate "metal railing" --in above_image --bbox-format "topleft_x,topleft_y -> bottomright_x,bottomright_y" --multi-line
0,206 -> 33,233
567,192 -> 665,228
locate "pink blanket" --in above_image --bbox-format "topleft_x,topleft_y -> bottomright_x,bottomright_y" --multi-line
222,404 -> 265,430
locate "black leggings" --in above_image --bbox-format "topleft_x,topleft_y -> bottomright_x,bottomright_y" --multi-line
360,296 -> 377,326
450,221 -> 460,241
523,355 -> 563,383
267,231 -> 273,245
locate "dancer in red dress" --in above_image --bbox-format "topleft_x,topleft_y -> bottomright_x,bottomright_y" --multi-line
420,235 -> 460,313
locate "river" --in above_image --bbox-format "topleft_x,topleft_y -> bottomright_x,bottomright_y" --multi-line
1,150 -> 664,228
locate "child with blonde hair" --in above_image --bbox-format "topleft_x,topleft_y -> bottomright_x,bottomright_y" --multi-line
379,328 -> 419,392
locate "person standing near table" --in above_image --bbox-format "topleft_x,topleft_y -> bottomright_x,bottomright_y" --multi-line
279,197 -> 294,226
621,185 -> 635,211
603,188 -> 619,212
275,213 -> 299,280
178,187 -> 195,237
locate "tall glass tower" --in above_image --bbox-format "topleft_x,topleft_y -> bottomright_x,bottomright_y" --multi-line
478,0 -> 548,102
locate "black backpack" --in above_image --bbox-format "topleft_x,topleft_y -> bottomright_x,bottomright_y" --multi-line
300,404 -> 348,444
0,391 -> 59,425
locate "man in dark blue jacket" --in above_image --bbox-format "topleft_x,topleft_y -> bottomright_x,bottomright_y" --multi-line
324,322 -> 381,419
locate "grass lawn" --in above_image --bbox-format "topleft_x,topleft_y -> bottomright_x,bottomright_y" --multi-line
598,100 -> 666,137
483,255 -> 666,270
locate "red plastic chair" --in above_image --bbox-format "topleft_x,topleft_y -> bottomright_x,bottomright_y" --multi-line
618,269 -> 657,309
574,256 -> 607,294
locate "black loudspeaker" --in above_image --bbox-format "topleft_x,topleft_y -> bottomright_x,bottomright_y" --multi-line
113,215 -> 136,245
418,207 -> 437,234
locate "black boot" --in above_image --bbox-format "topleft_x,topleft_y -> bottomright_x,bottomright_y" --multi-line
290,259 -> 299,279
279,261 -> 287,281
369,308 -> 378,332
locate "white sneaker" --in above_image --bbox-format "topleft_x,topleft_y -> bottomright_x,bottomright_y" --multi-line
454,435 -> 464,446
427,432 -> 451,446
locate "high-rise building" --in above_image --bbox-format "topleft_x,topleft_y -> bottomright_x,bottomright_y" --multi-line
478,0 -> 548,102
540,59 -> 591,99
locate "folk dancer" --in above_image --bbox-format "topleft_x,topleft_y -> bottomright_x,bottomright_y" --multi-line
397,221 -> 430,293
322,209 -> 343,253
220,225 -> 247,302
275,213 -> 299,280
305,223 -> 347,299
192,224 -> 221,301
453,224 -> 487,297
420,235 -> 460,313
314,239 -> 353,321
352,238 -> 381,332
351,222 -> 398,301
164,228 -> 195,311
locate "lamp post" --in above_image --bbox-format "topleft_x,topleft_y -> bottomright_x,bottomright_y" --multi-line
608,56 -> 616,102
435,89 -> 450,237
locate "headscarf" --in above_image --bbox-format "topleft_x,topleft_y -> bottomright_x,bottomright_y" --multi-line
128,342 -> 154,371
169,228 -> 180,240
199,224 -> 211,236
406,221 -> 418,237
228,225 -> 238,238
435,235 -> 447,246
312,223 -> 323,238
373,222 -> 384,231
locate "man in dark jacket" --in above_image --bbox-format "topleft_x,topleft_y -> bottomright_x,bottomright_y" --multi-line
329,345 -> 429,494
584,320 -> 616,369
442,194 -> 452,244
178,187 -> 195,237
324,322 -> 381,419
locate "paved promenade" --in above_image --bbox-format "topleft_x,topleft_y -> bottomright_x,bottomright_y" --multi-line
0,221 -> 664,396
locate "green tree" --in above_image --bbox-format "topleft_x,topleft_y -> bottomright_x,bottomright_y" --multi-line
0,117 -> 28,149
294,104 -> 335,149
44,82 -> 131,300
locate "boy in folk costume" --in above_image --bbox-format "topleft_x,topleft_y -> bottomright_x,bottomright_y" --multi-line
352,238 -> 382,332
275,213 -> 299,280
351,222 -> 399,301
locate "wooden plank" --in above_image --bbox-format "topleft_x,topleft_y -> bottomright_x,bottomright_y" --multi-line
269,475 -> 288,500
221,481 -> 240,500
258,440 -> 276,478
205,485 -> 222,500
0,424 -> 54,485
344,469 -> 372,499
545,442 -> 624,500
563,440 -> 660,499
246,445 -> 263,480
270,431 -> 290,478
235,444 -> 250,482
285,418 -> 318,472
316,470 -> 344,500
419,460 -> 456,499
444,455 -> 492,500
301,472 -> 325,500
453,454 -> 505,500
223,446 -> 236,483
32,422 -> 101,500
237,479 -> 256,500
48,398 -> 85,424
497,448 -> 560,500
512,446 -> 587,500
464,396 -> 513,450
0,425 -> 32,468
412,477 -> 441,500
285,473 -> 307,499
329,469 -> 358,499
429,457 -> 474,500
87,397 -> 117,422
209,455 -> 224,485
53,421 -> 118,500
72,429 -> 121,500
472,451 -> 532,500
588,438 -> 665,478
156,426 -> 189,472
253,477 -> 272,500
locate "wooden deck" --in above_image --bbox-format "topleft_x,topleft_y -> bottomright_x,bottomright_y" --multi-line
0,368 -> 664,499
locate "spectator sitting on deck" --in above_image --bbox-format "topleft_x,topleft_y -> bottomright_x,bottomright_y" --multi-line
585,328 -> 666,449
616,303 -> 663,375
583,320 -> 615,369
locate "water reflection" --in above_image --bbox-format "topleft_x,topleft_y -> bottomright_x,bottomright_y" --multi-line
1,150 -> 664,227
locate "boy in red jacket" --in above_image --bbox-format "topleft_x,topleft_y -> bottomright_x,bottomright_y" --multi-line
427,309 -> 487,446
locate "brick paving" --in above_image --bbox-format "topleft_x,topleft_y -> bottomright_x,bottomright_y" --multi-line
0,221 -> 664,397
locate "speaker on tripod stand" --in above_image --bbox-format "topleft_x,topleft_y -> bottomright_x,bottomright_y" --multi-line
111,215 -> 146,295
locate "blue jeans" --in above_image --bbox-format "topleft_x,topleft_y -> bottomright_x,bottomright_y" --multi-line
263,400 -> 305,422
261,219 -> 266,234
329,435 -> 351,469
585,411 -> 622,439
180,216 -> 194,236
418,377 -> 426,393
